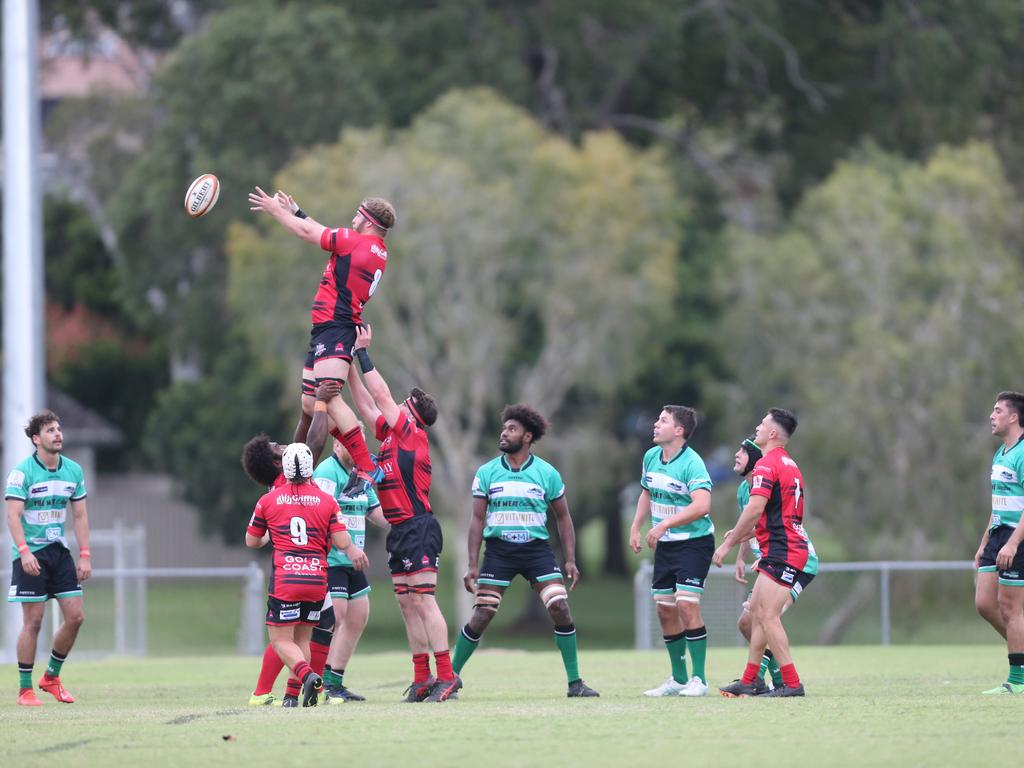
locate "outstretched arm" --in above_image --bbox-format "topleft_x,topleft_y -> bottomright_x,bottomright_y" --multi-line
248,186 -> 324,245
347,365 -> 383,426
352,325 -> 402,427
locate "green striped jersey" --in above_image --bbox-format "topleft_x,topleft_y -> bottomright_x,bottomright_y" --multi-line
737,479 -> 761,558
312,456 -> 380,567
472,454 -> 565,543
641,444 -> 713,541
4,453 -> 86,560
991,436 -> 1024,529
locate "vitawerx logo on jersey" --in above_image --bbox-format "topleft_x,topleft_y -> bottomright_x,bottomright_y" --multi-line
667,481 -> 685,492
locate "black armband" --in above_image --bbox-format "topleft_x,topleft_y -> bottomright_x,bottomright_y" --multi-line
294,208 -> 308,219
355,348 -> 374,374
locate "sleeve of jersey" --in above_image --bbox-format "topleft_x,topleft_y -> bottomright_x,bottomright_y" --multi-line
375,414 -> 390,441
748,464 -> 776,499
319,226 -> 354,253
4,468 -> 27,500
686,461 -> 713,493
367,484 -> 381,509
246,502 -> 268,537
471,469 -> 488,499
329,502 -> 347,534
72,467 -> 87,500
313,475 -> 338,497
639,456 -> 650,491
548,468 -> 566,502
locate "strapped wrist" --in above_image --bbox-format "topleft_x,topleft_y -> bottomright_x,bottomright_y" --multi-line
355,348 -> 374,374
17,543 -> 29,554
294,207 -> 308,219
79,548 -> 91,558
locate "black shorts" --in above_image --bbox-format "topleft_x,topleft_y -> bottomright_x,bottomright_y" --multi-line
978,525 -> 1024,586
479,538 -> 563,587
303,322 -> 358,374
386,515 -> 442,577
756,557 -> 815,598
8,543 -> 82,603
327,565 -> 371,599
651,535 -> 714,597
265,596 -> 325,626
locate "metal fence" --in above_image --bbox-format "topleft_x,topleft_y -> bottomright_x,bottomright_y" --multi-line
634,559 -> 976,649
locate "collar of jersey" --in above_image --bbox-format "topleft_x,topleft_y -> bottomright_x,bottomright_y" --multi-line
1001,433 -> 1024,457
659,444 -> 689,465
500,454 -> 534,473
32,453 -> 62,473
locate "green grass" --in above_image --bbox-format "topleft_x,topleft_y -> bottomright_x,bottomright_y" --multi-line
0,646 -> 1018,767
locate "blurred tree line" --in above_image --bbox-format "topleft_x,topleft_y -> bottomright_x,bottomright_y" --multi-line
38,0 -> 1024,588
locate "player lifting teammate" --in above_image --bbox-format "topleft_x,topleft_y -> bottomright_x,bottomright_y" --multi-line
245,443 -> 368,708
248,185 -> 396,497
975,391 -> 1024,695
6,411 -> 91,707
453,404 -> 599,698
714,408 -> 816,698
631,406 -> 715,697
346,326 -> 456,702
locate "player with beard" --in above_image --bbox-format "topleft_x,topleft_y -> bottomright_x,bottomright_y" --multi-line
452,404 -> 599,699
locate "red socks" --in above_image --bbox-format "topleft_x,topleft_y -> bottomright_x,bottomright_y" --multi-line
780,663 -> 800,688
340,426 -> 376,474
310,640 -> 330,677
413,653 -> 431,683
253,643 -> 285,695
285,677 -> 301,698
741,661 -> 761,685
434,650 -> 454,680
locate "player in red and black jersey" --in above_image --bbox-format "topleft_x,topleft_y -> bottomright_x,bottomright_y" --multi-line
248,186 -> 396,497
713,408 -> 811,697
246,442 -> 369,708
346,325 -> 459,703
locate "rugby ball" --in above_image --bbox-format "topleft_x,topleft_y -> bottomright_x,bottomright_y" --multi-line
184,173 -> 220,218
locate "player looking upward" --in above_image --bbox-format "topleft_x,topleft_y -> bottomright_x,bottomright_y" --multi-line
714,408 -> 815,698
6,411 -> 91,707
346,325 -> 456,703
312,437 -> 388,703
630,406 -> 715,697
975,391 -> 1024,695
245,443 -> 368,708
453,404 -> 599,699
248,186 -> 396,497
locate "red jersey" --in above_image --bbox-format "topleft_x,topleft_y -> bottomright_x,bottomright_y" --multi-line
749,447 -> 812,570
311,227 -> 388,327
247,481 -> 346,601
374,412 -> 432,525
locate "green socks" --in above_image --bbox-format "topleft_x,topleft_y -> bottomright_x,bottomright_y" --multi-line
553,624 -> 580,683
664,632 -> 688,684
323,666 -> 343,689
453,625 -> 482,674
684,626 -> 708,684
46,649 -> 67,678
760,649 -> 783,686
18,663 -> 33,690
1008,653 -> 1024,685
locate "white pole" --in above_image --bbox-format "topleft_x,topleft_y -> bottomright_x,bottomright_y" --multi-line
2,0 -> 44,664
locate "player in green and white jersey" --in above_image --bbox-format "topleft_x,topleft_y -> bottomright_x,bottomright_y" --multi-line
976,391 -> 1024,694
452,404 -> 598,698
312,437 -> 386,702
5,410 -> 91,707
630,405 -> 714,697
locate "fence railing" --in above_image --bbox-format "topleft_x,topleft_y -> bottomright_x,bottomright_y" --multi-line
634,559 -> 976,649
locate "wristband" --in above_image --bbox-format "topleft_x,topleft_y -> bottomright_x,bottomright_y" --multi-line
355,348 -> 374,374
17,543 -> 29,555
294,208 -> 308,219
314,400 -> 328,413
80,548 -> 91,558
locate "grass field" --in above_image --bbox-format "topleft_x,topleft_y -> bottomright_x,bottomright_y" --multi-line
0,645 -> 1016,768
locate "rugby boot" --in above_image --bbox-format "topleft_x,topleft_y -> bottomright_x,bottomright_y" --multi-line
402,676 -> 435,703
761,683 -> 805,697
281,695 -> 299,708
18,688 -> 43,707
301,672 -> 323,707
679,677 -> 708,697
643,678 -> 686,697
342,466 -> 385,499
324,684 -> 366,703
982,682 -> 1024,695
567,679 -> 600,697
39,675 -> 75,703
248,692 -> 275,706
719,679 -> 760,698
425,675 -> 462,702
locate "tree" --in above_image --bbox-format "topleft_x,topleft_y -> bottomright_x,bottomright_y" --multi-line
719,141 -> 1024,560
226,88 -> 681,620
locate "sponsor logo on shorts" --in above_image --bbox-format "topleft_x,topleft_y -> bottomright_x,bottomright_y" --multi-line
314,343 -> 326,357
684,577 -> 701,586
8,585 -> 16,596
1005,571 -> 1020,579
279,608 -> 300,621
308,610 -> 321,621
335,342 -> 346,352
421,555 -> 430,565
780,569 -> 795,583
402,558 -> 413,571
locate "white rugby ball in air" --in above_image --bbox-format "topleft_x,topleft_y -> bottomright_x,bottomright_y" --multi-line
184,173 -> 220,218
